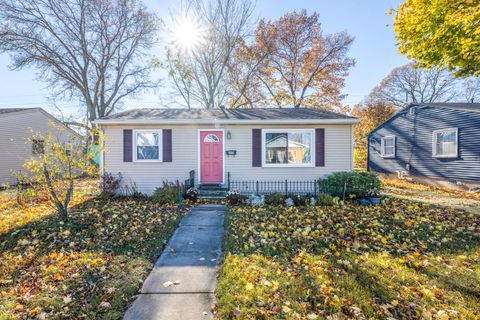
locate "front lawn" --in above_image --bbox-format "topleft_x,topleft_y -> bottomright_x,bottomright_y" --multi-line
0,181 -> 188,319
216,198 -> 480,319
382,178 -> 480,214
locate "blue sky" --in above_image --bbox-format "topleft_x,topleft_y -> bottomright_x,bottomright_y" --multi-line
0,0 -> 406,118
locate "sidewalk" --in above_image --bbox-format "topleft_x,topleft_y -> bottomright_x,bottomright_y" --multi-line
123,204 -> 226,320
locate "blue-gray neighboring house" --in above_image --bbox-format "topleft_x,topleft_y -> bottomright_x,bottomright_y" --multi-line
368,103 -> 480,184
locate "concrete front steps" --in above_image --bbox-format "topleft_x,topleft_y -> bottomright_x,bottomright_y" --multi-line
198,184 -> 228,199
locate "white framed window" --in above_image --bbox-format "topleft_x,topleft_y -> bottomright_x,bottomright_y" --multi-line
381,136 -> 396,158
262,129 -> 314,167
133,129 -> 162,162
432,128 -> 458,158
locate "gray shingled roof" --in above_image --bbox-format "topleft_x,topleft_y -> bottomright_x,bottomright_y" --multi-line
368,102 -> 480,136
100,107 -> 356,121
415,103 -> 480,113
0,107 -> 38,115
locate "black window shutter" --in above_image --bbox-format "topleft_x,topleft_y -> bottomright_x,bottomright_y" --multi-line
315,128 -> 325,167
252,129 -> 262,167
123,129 -> 133,162
162,129 -> 172,162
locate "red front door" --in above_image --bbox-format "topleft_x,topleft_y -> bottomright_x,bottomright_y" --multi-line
200,130 -> 223,183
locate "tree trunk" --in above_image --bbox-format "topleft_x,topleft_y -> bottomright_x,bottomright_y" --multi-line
58,206 -> 68,222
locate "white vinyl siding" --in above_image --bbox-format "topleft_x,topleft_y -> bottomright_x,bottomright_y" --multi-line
432,128 -> 458,158
0,109 -> 75,185
101,124 -> 354,195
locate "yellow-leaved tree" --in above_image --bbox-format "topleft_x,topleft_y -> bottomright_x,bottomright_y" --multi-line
393,0 -> 480,77
351,102 -> 397,170
24,123 -> 96,221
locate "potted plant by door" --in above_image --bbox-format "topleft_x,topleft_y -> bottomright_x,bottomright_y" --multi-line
366,188 -> 381,205
186,187 -> 199,203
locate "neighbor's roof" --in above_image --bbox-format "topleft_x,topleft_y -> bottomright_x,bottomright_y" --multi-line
417,102 -> 480,113
0,107 -> 82,136
368,102 -> 480,136
0,107 -> 37,115
95,108 -> 358,125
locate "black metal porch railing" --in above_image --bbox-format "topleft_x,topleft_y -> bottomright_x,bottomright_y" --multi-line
184,171 -> 378,198
228,179 -> 318,196
184,170 -> 195,193
226,172 -> 380,198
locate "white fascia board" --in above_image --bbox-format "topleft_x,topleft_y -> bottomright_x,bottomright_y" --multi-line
94,118 -> 360,125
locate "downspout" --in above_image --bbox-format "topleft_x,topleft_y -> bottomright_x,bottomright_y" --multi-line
367,133 -> 370,172
99,127 -> 105,187
351,124 -> 355,171
407,107 -> 417,175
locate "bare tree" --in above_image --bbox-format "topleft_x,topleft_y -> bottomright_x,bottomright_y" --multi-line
252,11 -> 355,109
368,62 -> 460,107
165,0 -> 255,109
0,0 -> 159,124
462,77 -> 480,103
163,49 -> 196,109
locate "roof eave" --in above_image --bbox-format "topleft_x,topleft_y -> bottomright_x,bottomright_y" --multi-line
94,118 -> 360,125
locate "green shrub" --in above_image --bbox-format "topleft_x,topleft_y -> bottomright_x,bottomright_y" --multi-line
315,194 -> 340,206
264,193 -> 285,206
319,172 -> 381,198
152,182 -> 182,205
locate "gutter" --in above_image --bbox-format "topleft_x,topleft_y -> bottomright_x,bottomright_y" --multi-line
94,118 -> 360,125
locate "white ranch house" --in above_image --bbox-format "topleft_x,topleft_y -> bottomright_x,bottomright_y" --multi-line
95,108 -> 359,195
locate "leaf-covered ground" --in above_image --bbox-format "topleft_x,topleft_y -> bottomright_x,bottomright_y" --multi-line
0,180 -> 188,319
382,178 -> 480,214
217,198 -> 480,319
0,179 -> 97,234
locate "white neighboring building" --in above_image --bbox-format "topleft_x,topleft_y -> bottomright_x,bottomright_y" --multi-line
0,108 -> 80,185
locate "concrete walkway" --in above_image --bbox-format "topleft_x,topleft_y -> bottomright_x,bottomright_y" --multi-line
124,204 -> 226,320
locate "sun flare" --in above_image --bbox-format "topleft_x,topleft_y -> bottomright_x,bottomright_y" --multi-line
170,15 -> 205,53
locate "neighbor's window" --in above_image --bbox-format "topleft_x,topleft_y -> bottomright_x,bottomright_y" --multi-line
381,136 -> 395,158
134,130 -> 162,161
263,129 -> 313,166
32,139 -> 45,155
433,128 -> 458,158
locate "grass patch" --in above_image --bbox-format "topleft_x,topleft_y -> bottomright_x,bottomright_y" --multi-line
0,180 -> 188,319
216,198 -> 480,319
382,178 -> 480,214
